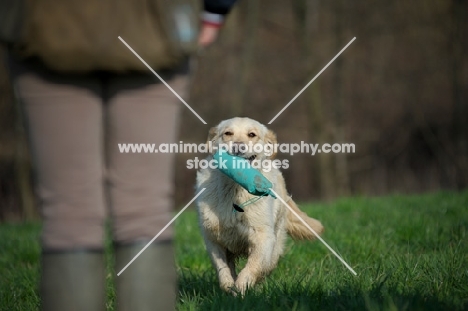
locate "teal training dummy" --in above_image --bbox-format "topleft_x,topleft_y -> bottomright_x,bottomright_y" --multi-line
213,149 -> 276,212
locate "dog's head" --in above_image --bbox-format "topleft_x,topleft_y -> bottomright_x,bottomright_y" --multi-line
207,117 -> 277,161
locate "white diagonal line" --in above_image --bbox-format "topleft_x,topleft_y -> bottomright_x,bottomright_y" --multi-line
117,188 -> 206,276
268,37 -> 356,124
118,36 -> 207,124
269,188 -> 357,276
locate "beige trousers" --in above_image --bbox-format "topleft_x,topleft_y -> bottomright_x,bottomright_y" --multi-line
9,57 -> 186,250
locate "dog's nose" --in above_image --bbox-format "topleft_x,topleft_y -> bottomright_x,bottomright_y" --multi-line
231,142 -> 247,155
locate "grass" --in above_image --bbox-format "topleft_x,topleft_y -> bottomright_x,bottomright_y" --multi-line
1,190 -> 467,310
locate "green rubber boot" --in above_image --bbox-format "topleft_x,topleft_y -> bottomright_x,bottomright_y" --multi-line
41,250 -> 106,311
115,241 -> 176,311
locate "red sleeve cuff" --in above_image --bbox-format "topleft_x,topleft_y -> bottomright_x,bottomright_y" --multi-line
202,20 -> 223,28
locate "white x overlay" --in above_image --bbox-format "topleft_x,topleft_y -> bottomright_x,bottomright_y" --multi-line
116,36 -> 357,276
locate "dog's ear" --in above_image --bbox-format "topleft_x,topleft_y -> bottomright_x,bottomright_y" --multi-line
265,129 -> 278,159
206,126 -> 218,145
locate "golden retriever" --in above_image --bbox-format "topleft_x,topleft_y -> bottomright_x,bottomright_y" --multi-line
195,117 -> 324,295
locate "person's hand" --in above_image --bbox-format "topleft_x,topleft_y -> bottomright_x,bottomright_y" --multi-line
198,23 -> 221,48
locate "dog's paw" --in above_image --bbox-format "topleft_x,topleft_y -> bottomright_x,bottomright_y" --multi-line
219,279 -> 235,294
234,271 -> 255,296
221,283 -> 240,297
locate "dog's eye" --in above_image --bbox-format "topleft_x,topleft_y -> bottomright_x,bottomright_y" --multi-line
248,132 -> 256,138
224,131 -> 233,136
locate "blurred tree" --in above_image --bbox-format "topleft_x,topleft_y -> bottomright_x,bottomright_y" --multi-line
0,47 -> 37,221
332,0 -> 350,196
451,0 -> 467,189
230,0 -> 260,115
294,0 -> 335,199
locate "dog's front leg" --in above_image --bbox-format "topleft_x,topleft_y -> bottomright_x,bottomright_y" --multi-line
235,229 -> 276,295
204,237 -> 236,293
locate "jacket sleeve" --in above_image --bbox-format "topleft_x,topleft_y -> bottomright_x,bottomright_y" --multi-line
202,0 -> 238,27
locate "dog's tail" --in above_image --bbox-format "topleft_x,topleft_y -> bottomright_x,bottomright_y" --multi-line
285,198 -> 324,240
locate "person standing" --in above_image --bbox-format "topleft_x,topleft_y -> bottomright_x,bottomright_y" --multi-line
2,0 -> 237,310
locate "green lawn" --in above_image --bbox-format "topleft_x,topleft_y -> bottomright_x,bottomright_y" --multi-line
1,191 -> 467,310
